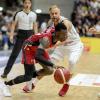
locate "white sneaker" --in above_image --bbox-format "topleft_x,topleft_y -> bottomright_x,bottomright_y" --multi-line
1,82 -> 12,97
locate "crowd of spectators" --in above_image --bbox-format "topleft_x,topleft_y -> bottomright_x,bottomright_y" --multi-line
0,10 -> 14,50
0,0 -> 100,50
71,0 -> 100,37
0,0 -> 22,50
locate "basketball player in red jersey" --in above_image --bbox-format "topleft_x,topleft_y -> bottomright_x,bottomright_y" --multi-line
1,22 -> 68,97
23,5 -> 83,97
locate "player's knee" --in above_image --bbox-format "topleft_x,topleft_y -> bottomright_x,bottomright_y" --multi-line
48,68 -> 54,75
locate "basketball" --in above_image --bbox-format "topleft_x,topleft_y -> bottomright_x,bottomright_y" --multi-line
54,67 -> 71,84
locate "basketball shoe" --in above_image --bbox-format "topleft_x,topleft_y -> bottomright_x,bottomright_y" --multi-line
58,83 -> 69,97
23,78 -> 39,93
58,72 -> 73,96
23,83 -> 35,93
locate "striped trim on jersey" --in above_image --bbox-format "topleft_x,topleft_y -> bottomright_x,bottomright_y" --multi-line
13,10 -> 22,21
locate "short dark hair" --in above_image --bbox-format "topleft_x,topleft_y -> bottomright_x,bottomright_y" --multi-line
22,0 -> 32,3
55,22 -> 67,32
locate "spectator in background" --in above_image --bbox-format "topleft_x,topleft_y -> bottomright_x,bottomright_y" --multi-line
0,10 -> 14,50
0,31 -> 3,50
95,21 -> 100,31
1,24 -> 9,50
40,19 -> 48,32
71,0 -> 99,36
88,21 -> 100,37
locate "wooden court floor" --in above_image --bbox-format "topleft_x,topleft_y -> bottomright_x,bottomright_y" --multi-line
0,53 -> 100,100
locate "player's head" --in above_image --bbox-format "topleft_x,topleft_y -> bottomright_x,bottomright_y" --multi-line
55,22 -> 67,42
49,5 -> 61,23
23,0 -> 32,10
40,37 -> 50,48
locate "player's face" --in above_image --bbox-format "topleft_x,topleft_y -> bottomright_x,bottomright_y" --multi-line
56,31 -> 67,42
49,8 -> 60,24
23,0 -> 32,10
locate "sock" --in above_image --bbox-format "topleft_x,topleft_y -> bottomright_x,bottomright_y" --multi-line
32,78 -> 39,86
26,78 -> 39,90
26,79 -> 33,90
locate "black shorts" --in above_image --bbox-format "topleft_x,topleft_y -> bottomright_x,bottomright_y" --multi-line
17,29 -> 34,39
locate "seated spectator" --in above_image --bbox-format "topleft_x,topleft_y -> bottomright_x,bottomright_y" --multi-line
71,0 -> 99,37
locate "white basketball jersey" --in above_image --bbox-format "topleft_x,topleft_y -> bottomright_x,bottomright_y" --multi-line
49,16 -> 81,46
60,16 -> 81,45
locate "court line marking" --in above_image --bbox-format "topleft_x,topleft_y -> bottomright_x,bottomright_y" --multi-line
69,73 -> 100,87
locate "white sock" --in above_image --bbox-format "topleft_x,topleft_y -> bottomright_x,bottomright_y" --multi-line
26,78 -> 39,90
26,79 -> 33,90
32,78 -> 39,86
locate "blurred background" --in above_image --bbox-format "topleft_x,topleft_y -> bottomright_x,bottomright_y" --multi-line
0,0 -> 99,52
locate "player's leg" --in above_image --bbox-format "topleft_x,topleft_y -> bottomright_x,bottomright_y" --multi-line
49,46 -> 71,97
1,38 -> 24,78
35,46 -> 63,80
21,45 -> 36,92
67,43 -> 83,72
23,48 -> 56,92
59,43 -> 83,96
23,64 -> 54,92
50,46 -> 64,63
1,63 -> 35,96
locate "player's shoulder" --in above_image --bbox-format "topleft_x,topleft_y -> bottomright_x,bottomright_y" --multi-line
61,16 -> 71,23
60,16 -> 73,31
15,10 -> 22,16
13,10 -> 23,20
30,11 -> 37,16
15,10 -> 23,15
61,17 -> 72,27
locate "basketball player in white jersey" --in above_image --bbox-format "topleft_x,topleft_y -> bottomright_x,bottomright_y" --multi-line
23,5 -> 83,97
